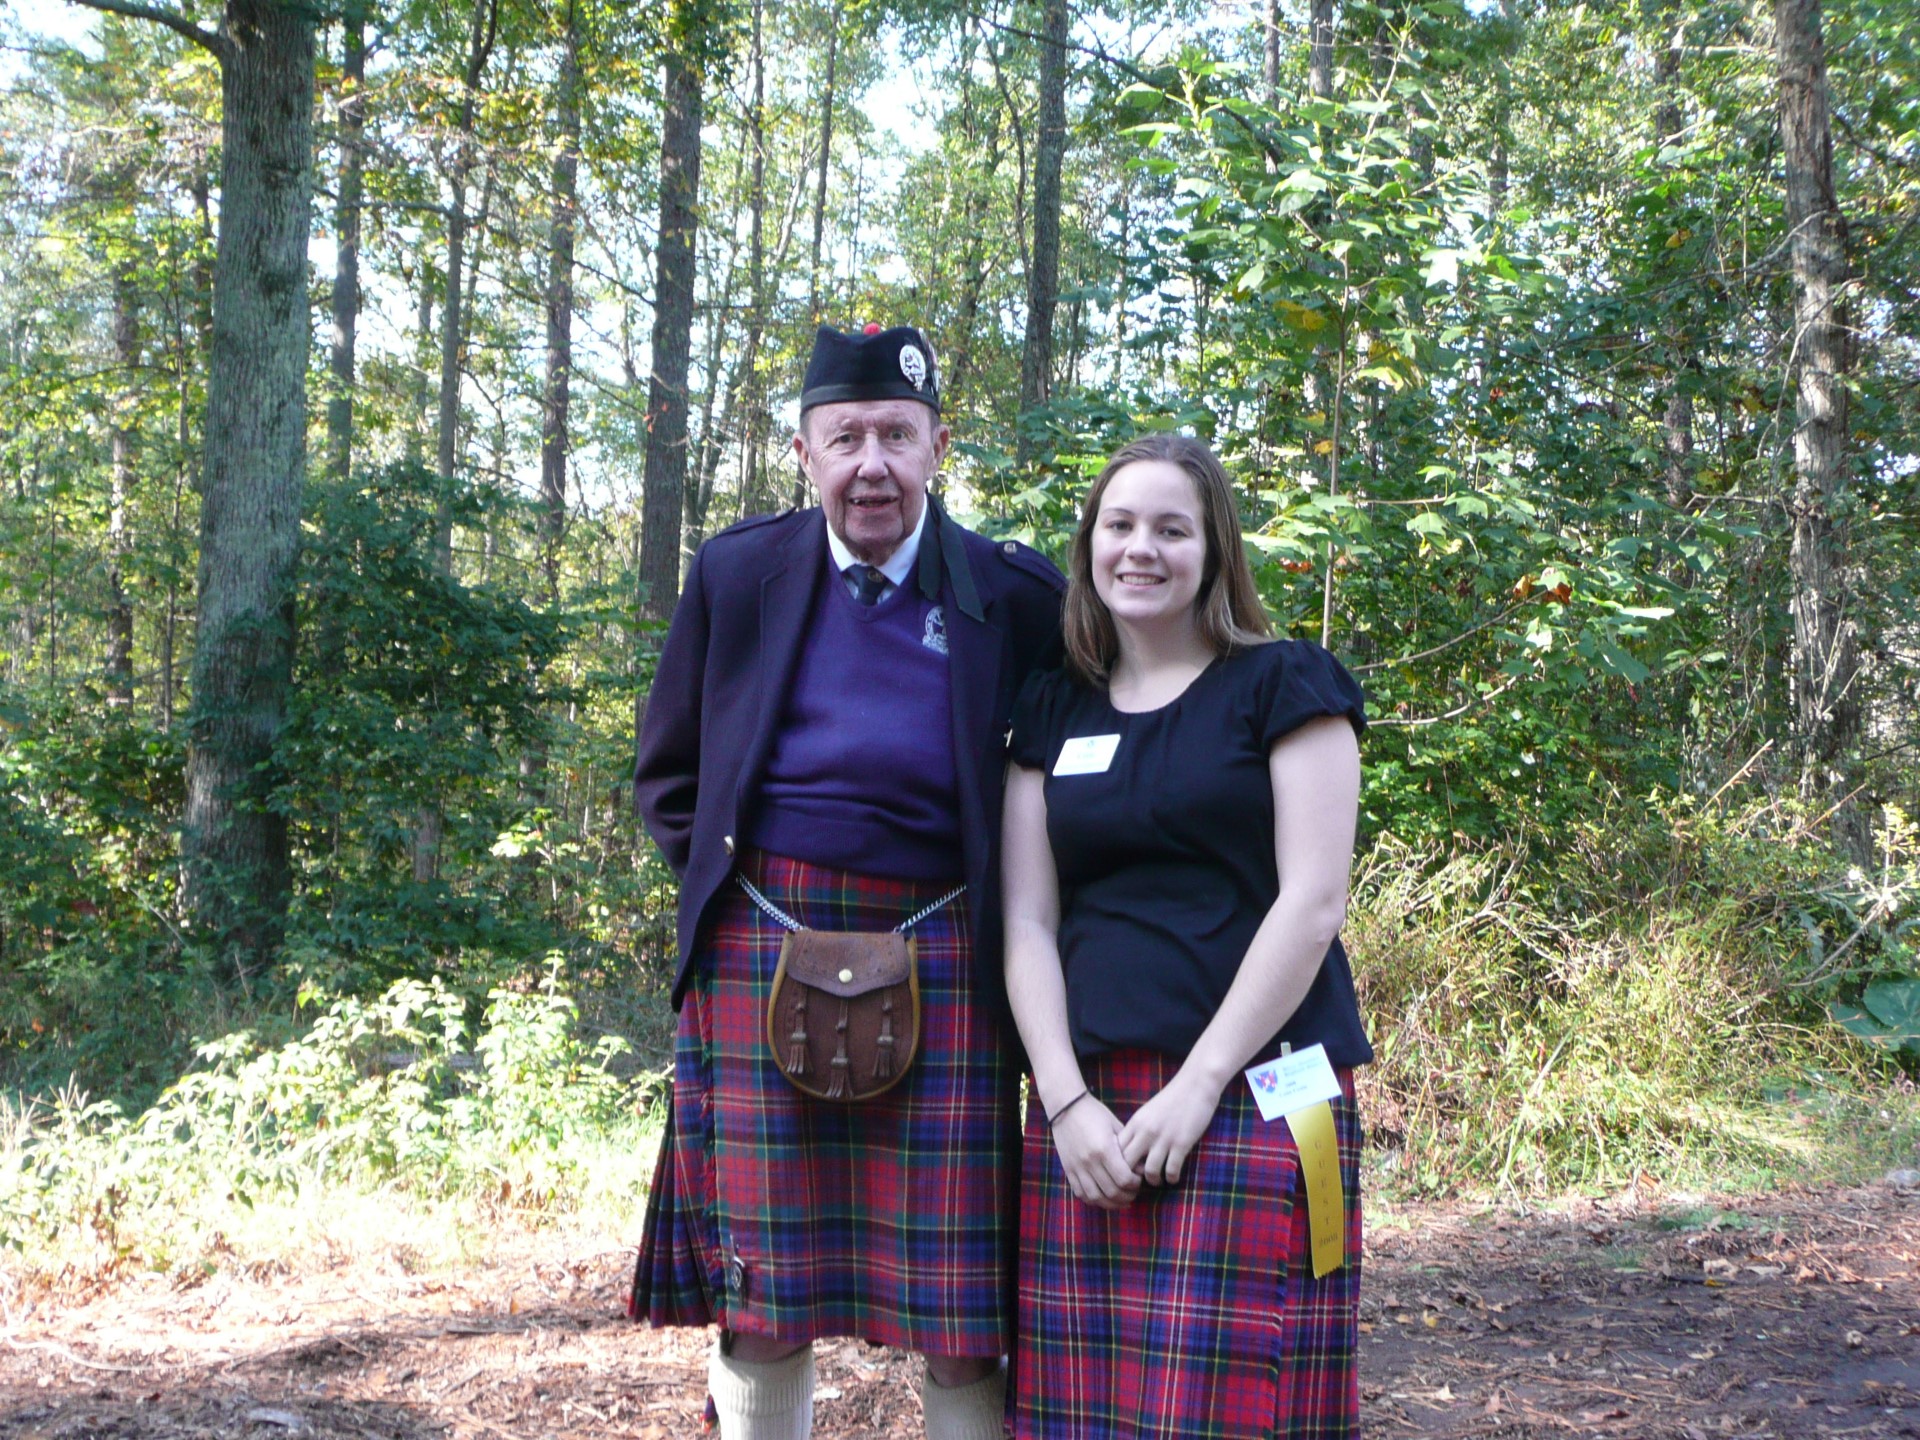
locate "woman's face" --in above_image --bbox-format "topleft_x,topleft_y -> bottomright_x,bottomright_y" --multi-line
1089,459 -> 1209,636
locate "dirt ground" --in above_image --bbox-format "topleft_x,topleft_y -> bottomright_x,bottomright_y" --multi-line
2,1177 -> 1915,1440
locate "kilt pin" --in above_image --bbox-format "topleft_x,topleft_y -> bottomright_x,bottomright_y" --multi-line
634,848 -> 1019,1356
1013,1052 -> 1364,1439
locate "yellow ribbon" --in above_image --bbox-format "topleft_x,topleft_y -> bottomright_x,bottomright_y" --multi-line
1284,1098 -> 1345,1279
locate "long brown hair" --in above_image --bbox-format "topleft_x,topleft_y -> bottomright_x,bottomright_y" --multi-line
1062,433 -> 1273,687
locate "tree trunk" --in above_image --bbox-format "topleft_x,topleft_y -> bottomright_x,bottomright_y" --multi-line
540,0 -> 581,607
522,0 -> 582,801
1775,0 -> 1864,854
1656,0 -> 1694,511
1264,0 -> 1280,105
742,0 -> 772,515
325,6 -> 365,483
1016,0 -> 1068,444
106,267 -> 136,706
433,0 -> 498,572
180,0 -> 316,982
639,39 -> 704,622
418,0 -> 498,882
1309,0 -> 1335,100
808,0 -> 838,322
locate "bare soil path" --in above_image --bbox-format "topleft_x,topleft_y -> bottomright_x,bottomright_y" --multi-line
2,1178 -> 1914,1439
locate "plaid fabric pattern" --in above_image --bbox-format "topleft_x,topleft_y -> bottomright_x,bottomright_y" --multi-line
1013,1050 -> 1363,1440
630,849 -> 1019,1355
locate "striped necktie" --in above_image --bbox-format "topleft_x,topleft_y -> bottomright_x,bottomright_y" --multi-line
848,564 -> 887,606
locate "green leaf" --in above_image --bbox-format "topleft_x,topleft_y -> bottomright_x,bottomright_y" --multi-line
1864,977 -> 1920,1040
1422,248 -> 1460,287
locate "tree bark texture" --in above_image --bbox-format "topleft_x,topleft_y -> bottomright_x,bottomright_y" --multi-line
639,42 -> 704,622
181,0 -> 315,981
325,8 -> 365,483
1017,0 -> 1068,431
1775,0 -> 1863,850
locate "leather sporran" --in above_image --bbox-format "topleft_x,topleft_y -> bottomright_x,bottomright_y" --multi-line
766,930 -> 921,1102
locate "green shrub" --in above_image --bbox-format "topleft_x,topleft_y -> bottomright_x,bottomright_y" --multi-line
0,966 -> 662,1284
1351,798 -> 1919,1198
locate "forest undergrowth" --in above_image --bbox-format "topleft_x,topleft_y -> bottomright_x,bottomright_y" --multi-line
3,799 -> 1915,1298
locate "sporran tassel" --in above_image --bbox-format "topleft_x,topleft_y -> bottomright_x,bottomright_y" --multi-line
827,999 -> 852,1099
786,994 -> 809,1076
874,993 -> 895,1080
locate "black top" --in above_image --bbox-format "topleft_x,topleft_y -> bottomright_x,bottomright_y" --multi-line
1008,640 -> 1373,1068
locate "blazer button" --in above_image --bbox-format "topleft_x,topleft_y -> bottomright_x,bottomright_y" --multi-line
1003,541 -> 1017,554
723,835 -> 735,856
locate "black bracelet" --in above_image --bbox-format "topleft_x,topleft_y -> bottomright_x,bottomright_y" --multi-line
1047,1088 -> 1091,1126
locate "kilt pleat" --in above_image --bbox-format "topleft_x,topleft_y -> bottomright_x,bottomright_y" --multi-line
630,849 -> 1018,1355
1013,1049 -> 1363,1440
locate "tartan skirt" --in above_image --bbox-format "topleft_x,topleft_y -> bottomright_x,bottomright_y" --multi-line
630,849 -> 1019,1356
1012,1050 -> 1363,1440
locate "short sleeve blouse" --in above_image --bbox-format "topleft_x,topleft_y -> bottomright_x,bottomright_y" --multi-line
1008,640 -> 1373,1068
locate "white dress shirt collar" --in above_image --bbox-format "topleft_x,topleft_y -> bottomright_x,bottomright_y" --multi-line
824,500 -> 927,589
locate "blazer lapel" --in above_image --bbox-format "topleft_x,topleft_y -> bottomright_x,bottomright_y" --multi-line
943,527 -> 1004,881
739,512 -> 826,815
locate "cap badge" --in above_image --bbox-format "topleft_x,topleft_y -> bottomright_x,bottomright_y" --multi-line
899,344 -> 928,392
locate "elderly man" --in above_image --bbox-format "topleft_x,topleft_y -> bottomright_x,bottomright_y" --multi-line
630,323 -> 1063,1440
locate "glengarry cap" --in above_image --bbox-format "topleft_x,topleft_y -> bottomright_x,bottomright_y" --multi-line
800,323 -> 940,415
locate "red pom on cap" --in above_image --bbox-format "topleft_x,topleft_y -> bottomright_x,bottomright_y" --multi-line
863,322 -> 882,335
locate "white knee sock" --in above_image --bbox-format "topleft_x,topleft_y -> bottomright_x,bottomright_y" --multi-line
920,1363 -> 1006,1440
708,1341 -> 815,1440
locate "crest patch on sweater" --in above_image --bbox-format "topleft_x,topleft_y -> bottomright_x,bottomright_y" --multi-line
922,605 -> 948,655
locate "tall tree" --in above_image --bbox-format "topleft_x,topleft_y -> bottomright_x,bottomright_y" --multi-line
1016,0 -> 1068,443
105,265 -> 136,705
540,0 -> 581,606
325,4 -> 367,483
1774,0 -> 1863,855
65,0 -> 317,980
415,0 -> 498,882
807,0 -> 839,322
1654,0 -> 1693,513
433,0 -> 499,571
638,7 -> 708,622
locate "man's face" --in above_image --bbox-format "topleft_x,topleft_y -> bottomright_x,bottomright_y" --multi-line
794,400 -> 950,566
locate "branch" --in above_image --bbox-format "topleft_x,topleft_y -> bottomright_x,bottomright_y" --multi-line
1349,598 -> 1530,675
64,0 -> 224,57
1369,671 -> 1524,729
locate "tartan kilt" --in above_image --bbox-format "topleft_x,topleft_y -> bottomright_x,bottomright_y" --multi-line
630,849 -> 1019,1356
1012,1049 -> 1363,1440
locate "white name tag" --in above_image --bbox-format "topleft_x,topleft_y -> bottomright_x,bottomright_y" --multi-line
1052,733 -> 1121,776
1245,1043 -> 1342,1122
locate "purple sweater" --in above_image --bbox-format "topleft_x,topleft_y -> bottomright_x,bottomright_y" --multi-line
742,560 -> 961,879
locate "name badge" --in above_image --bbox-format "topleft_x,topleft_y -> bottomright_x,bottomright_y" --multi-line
1053,734 -> 1121,776
1244,1043 -> 1342,1123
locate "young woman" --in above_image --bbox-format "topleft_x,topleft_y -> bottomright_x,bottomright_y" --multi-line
1001,434 -> 1370,1439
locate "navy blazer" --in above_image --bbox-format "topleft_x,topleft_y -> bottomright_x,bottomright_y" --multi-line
635,502 -> 1065,1021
